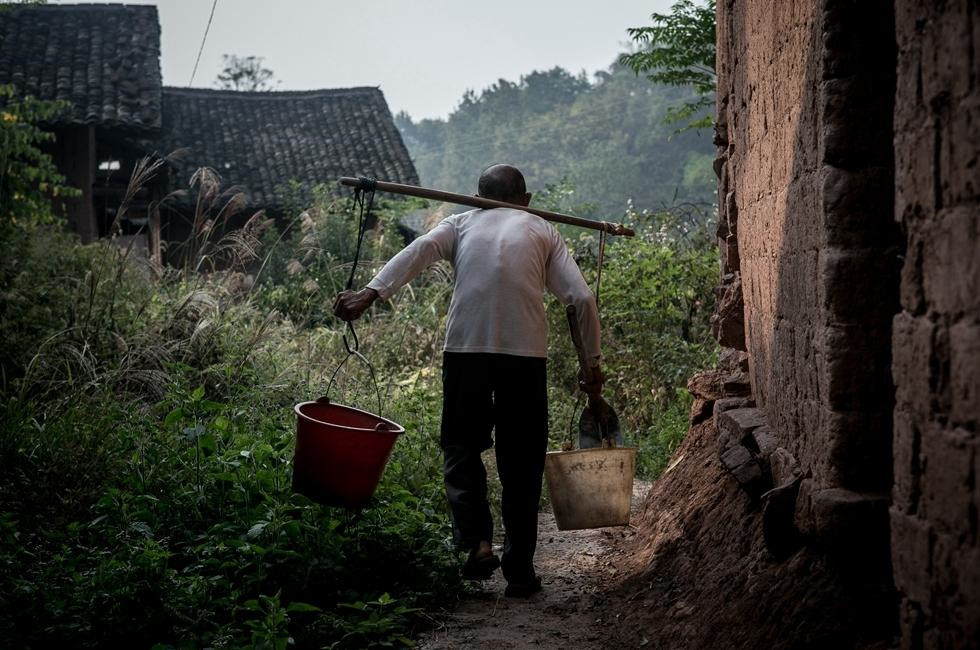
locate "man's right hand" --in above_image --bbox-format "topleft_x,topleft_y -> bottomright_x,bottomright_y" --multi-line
332,287 -> 379,322
577,365 -> 605,396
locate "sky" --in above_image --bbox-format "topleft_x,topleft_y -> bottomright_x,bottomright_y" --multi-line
51,0 -> 672,120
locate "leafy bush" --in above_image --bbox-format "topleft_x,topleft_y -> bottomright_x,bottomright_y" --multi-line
0,166 -> 717,646
0,84 -> 81,235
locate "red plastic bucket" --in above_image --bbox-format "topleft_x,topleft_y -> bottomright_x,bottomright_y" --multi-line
293,399 -> 405,508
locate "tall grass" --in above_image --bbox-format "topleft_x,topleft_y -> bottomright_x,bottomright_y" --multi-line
0,163 -> 717,647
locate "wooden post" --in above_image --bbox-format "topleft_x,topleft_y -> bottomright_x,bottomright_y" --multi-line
56,125 -> 97,242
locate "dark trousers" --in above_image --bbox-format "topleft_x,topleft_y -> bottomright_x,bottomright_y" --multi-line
441,352 -> 548,582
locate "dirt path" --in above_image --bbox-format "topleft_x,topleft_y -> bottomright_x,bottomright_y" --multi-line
418,481 -> 651,649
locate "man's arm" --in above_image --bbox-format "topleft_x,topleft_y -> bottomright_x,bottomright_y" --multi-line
333,218 -> 455,322
544,230 -> 603,385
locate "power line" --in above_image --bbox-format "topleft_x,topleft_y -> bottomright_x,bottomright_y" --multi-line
188,0 -> 219,86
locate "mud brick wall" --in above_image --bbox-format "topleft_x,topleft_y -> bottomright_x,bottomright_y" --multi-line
715,0 -> 899,501
890,1 -> 980,647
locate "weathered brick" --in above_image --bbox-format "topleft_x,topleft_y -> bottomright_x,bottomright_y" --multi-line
821,165 -> 896,247
890,510 -> 933,607
898,598 -> 925,650
769,446 -> 801,487
922,206 -> 980,315
891,409 -> 921,515
715,407 -> 768,451
949,320 -> 980,426
811,488 -> 890,567
822,76 -> 893,168
952,544 -> 980,643
748,424 -> 779,457
819,323 -> 895,411
825,408 -> 893,492
920,427 -> 975,536
713,397 -> 752,417
820,246 -> 903,324
939,96 -> 980,208
892,312 -> 935,417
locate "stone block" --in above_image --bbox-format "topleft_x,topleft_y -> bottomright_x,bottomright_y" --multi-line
920,426 -> 975,537
718,347 -> 750,373
720,444 -> 765,493
722,369 -> 752,397
769,447 -> 801,488
820,246 -> 902,325
949,320 -> 980,425
897,598 -> 925,650
715,407 -> 767,450
794,477 -> 817,538
890,509 -> 933,607
951,544 -> 980,643
712,274 -> 746,350
687,369 -> 726,402
825,408 -> 893,493
713,397 -> 752,418
821,76 -> 893,169
725,190 -> 739,233
939,96 -> 980,208
891,409 -> 921,515
819,323 -> 895,411
892,312 -> 936,417
811,488 -> 891,571
821,165 -> 896,248
922,206 -> 980,316
747,424 -> 778,458
898,235 -> 925,316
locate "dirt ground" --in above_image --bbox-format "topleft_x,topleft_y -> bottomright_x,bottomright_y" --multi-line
419,418 -> 897,650
417,481 -> 652,649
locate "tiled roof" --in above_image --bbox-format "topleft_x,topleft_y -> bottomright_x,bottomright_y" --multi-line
159,87 -> 419,211
0,3 -> 162,132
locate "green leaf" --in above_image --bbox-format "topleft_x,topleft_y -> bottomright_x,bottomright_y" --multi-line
191,385 -> 205,401
164,407 -> 184,427
285,601 -> 321,613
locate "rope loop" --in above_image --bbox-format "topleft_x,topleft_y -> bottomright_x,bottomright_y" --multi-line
325,178 -> 383,415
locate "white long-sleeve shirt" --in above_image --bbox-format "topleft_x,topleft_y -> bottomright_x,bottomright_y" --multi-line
366,207 -> 601,363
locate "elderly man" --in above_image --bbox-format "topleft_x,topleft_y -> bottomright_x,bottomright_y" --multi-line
333,164 -> 602,597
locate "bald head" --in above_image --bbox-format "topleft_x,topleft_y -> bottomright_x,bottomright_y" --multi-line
477,164 -> 531,206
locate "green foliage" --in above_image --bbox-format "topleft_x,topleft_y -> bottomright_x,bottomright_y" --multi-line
0,158 -> 717,647
395,63 -> 715,218
544,201 -> 718,473
216,54 -> 277,92
620,0 -> 716,131
0,85 -> 80,235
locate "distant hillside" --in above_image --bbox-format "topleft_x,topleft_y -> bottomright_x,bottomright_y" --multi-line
395,63 -> 715,219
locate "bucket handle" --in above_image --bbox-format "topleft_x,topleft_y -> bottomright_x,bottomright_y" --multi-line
324,322 -> 384,417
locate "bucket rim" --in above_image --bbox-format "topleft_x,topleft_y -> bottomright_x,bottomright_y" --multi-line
546,447 -> 638,457
294,400 -> 406,435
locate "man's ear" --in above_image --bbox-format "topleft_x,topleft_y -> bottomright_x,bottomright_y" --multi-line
519,192 -> 532,207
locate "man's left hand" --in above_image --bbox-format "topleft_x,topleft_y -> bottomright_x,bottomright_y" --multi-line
333,287 -> 379,322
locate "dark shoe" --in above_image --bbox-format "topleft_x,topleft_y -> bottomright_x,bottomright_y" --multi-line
504,576 -> 542,597
461,550 -> 500,580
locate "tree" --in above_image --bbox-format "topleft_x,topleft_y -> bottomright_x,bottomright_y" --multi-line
0,85 -> 79,234
619,0 -> 716,131
215,55 -> 276,91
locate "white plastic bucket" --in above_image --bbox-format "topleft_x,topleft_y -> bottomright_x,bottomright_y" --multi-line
544,447 -> 637,530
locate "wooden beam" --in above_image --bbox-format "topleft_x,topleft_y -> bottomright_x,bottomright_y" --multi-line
338,177 -> 635,237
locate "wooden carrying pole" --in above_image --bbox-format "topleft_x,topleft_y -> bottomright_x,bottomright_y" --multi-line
338,177 -> 635,237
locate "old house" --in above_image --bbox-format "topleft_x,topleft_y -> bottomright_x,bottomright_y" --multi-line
0,3 -> 417,259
